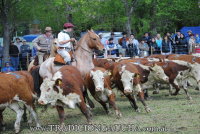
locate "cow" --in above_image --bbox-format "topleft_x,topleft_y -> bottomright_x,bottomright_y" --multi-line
0,72 -> 40,133
38,66 -> 92,126
144,61 -> 193,100
85,67 -> 122,117
112,63 -> 151,113
167,54 -> 200,91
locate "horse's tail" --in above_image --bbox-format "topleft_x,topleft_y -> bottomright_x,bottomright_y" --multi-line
30,67 -> 42,97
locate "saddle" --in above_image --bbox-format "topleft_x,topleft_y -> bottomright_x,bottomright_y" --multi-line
54,51 -> 74,65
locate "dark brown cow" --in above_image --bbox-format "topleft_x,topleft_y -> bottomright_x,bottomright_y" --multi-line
38,66 -> 92,126
85,67 -> 121,117
112,62 -> 151,113
0,72 -> 40,133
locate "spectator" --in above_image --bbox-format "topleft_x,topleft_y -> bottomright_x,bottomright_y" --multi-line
143,32 -> 151,45
196,34 -> 200,44
186,30 -> 193,42
14,38 -> 22,53
2,62 -> 15,73
155,33 -> 162,49
32,27 -> 54,65
161,35 -> 172,55
9,41 -> 19,71
0,44 -> 3,71
20,40 -> 31,70
177,33 -> 188,54
139,39 -> 149,57
174,31 -> 182,53
126,34 -> 139,57
118,32 -> 129,56
166,32 -> 175,53
110,32 -> 118,45
188,34 -> 196,54
149,37 -> 160,54
107,38 -> 117,58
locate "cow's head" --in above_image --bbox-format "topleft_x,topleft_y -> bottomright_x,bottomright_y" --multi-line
190,63 -> 200,83
38,71 -> 81,109
120,65 -> 136,94
90,69 -> 111,92
149,64 -> 169,82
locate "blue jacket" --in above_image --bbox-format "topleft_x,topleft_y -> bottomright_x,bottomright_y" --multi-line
107,43 -> 117,55
2,66 -> 15,73
20,44 -> 31,57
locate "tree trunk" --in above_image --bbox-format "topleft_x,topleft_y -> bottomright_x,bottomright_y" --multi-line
126,14 -> 132,36
2,22 -> 11,64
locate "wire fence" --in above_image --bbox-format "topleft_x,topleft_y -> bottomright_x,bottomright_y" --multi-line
0,44 -> 200,72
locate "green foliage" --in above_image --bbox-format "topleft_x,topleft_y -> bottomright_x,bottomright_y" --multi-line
0,0 -> 200,37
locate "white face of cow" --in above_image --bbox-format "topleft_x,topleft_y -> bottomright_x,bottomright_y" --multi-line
150,65 -> 169,82
90,70 -> 107,92
38,72 -> 81,109
38,78 -> 57,105
120,66 -> 134,94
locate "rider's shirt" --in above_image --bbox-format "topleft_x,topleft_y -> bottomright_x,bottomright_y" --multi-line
32,34 -> 54,52
57,31 -> 72,49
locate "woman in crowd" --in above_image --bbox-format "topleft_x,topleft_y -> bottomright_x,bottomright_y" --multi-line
177,33 -> 188,54
155,33 -> 162,50
149,37 -> 160,54
188,34 -> 196,54
161,35 -> 172,55
139,39 -> 149,57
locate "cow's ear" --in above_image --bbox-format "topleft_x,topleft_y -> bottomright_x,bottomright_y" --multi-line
90,70 -> 94,77
55,79 -> 62,86
134,74 -> 140,78
104,70 -> 111,76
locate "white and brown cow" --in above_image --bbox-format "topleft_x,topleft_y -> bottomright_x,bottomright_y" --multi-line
38,66 -> 92,125
0,72 -> 40,133
112,63 -> 151,113
85,67 -> 122,117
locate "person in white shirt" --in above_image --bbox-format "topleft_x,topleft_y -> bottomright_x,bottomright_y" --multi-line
14,38 -> 22,53
57,23 -> 76,65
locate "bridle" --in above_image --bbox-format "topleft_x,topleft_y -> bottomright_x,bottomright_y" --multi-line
80,45 -> 93,54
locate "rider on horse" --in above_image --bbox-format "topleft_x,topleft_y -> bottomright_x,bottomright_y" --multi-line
57,23 -> 76,65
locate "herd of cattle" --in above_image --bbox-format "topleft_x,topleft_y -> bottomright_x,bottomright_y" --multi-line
1,54 -> 200,133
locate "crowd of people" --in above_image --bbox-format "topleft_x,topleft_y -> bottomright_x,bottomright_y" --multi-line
0,25 -> 200,72
98,30 -> 200,58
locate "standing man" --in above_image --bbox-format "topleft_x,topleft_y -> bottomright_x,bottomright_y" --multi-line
32,27 -> 54,65
118,32 -> 129,57
14,38 -> 22,53
126,34 -> 139,57
0,43 -> 3,71
20,40 -> 31,70
57,22 -> 76,65
9,41 -> 19,70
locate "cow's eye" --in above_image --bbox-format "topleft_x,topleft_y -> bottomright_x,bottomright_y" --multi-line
47,88 -> 50,92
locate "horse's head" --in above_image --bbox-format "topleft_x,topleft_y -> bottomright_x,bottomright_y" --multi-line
87,30 -> 104,50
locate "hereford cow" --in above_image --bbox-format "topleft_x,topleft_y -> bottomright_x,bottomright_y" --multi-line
0,72 -> 40,133
38,66 -> 92,126
112,63 -> 151,113
167,54 -> 200,90
144,61 -> 193,100
85,67 -> 122,117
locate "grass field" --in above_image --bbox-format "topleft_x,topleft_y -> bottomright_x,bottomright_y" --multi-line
2,88 -> 200,134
